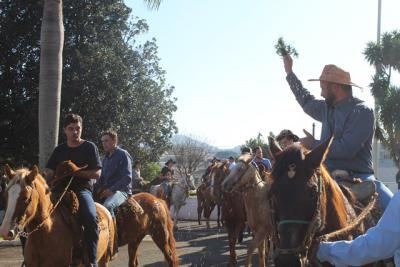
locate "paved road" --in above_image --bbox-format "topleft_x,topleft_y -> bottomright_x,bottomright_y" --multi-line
0,221 -> 272,267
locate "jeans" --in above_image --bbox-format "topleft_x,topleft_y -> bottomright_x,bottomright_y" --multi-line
103,191 -> 128,217
161,181 -> 171,199
76,188 -> 99,265
353,173 -> 393,210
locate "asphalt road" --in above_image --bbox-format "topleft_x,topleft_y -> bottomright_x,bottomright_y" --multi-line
0,220 -> 272,267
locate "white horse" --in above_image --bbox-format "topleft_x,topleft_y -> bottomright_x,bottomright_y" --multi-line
150,175 -> 196,229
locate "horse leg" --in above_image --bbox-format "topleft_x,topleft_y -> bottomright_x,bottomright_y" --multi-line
197,192 -> 203,225
217,204 -> 221,228
228,229 -> 238,265
173,206 -> 180,230
257,238 -> 266,267
152,225 -> 178,267
245,230 -> 266,267
128,235 -> 145,267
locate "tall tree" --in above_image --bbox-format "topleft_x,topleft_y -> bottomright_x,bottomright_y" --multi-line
1,1 -> 175,167
171,135 -> 213,177
364,30 -> 400,168
38,0 -> 164,168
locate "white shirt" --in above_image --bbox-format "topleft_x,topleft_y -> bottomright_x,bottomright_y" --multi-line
318,192 -> 400,266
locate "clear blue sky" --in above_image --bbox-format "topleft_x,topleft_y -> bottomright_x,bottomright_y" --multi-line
126,0 -> 400,149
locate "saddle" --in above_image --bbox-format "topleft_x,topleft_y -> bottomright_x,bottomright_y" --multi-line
331,170 -> 376,203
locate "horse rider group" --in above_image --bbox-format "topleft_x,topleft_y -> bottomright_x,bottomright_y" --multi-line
43,114 -> 148,267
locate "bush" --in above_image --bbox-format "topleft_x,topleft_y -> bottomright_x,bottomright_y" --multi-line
141,162 -> 161,182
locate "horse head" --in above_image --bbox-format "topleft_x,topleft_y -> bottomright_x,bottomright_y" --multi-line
268,136 -> 333,267
222,153 -> 261,193
183,174 -> 196,191
0,165 -> 47,240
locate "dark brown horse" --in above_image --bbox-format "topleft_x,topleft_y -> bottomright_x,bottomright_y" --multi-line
196,174 -> 222,229
209,162 -> 246,265
268,137 -> 366,267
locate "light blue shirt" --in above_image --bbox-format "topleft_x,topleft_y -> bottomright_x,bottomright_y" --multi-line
318,192 -> 400,266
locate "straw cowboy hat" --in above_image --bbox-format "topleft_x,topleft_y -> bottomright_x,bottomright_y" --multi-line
55,160 -> 88,180
308,64 -> 362,89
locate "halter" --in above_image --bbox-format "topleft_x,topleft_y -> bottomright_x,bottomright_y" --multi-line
270,173 -> 324,259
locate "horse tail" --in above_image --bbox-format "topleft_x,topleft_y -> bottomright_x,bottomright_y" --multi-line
163,200 -> 179,266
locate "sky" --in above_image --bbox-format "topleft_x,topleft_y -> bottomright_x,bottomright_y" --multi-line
126,0 -> 400,149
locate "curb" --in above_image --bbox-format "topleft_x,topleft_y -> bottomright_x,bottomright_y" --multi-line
0,240 -> 21,248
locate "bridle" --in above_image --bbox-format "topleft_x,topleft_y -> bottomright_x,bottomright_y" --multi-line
6,175 -> 74,238
270,173 -> 324,260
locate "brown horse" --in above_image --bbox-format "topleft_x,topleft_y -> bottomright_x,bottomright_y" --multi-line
267,137 -> 368,267
116,192 -> 178,267
210,162 -> 246,265
196,180 -> 222,229
222,154 -> 273,267
0,165 -> 115,267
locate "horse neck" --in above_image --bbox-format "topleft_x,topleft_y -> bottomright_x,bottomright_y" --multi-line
241,167 -> 268,197
321,173 -> 349,233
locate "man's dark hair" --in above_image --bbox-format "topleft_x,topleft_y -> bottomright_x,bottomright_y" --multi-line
241,147 -> 252,154
101,129 -> 118,142
134,160 -> 141,167
63,114 -> 82,128
253,146 -> 262,153
161,167 -> 171,176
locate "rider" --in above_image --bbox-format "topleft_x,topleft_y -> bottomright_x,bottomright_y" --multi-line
45,114 -> 102,267
132,160 -> 146,193
252,146 -> 272,178
276,129 -> 299,149
282,55 -> 393,210
96,130 -> 132,217
201,157 -> 218,185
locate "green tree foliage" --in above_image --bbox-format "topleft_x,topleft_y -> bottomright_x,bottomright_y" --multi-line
364,30 -> 400,167
141,162 -> 161,182
242,133 -> 271,158
0,1 -> 177,166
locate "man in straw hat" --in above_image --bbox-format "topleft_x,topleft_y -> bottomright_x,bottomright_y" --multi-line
45,113 -> 102,267
282,55 -> 393,210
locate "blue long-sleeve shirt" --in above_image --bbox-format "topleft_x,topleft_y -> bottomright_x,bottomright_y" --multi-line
317,191 -> 400,266
98,147 -> 132,194
286,72 -> 374,174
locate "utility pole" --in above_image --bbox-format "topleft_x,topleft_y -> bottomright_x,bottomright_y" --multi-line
372,0 -> 382,178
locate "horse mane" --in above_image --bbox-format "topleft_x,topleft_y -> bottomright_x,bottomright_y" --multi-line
6,168 -> 31,190
319,165 -> 349,227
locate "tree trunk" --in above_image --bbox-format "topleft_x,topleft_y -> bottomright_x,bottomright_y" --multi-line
38,0 -> 64,168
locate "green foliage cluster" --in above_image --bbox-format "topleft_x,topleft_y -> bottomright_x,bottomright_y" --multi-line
364,30 -> 400,168
275,37 -> 298,57
140,162 -> 161,182
0,1 -> 177,166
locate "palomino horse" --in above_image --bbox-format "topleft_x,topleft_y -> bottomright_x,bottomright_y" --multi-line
0,165 -> 115,267
267,137 -> 373,267
116,193 -> 179,267
210,162 -> 246,265
222,153 -> 273,267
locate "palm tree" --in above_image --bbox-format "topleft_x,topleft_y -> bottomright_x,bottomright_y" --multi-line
38,0 -> 163,168
364,30 -> 400,168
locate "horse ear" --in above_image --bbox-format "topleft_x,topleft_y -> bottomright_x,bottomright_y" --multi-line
4,164 -> 16,180
26,165 -> 39,185
268,136 -> 282,158
305,136 -> 333,169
